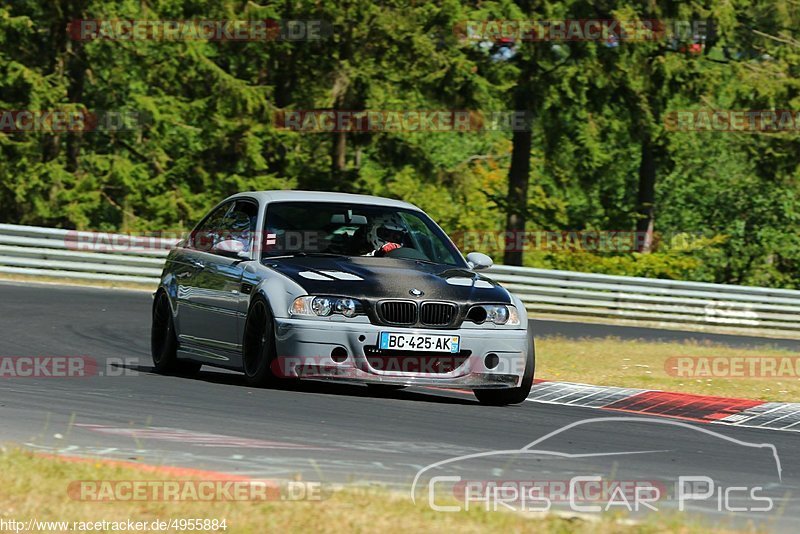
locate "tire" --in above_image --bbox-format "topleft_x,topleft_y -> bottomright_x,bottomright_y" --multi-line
242,296 -> 279,387
151,291 -> 201,376
474,332 -> 535,406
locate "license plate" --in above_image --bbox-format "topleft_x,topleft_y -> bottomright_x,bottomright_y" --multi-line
379,332 -> 460,353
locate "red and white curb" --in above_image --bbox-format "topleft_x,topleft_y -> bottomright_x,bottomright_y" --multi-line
527,380 -> 800,432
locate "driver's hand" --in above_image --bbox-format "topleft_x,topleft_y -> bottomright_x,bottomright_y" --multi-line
376,242 -> 402,257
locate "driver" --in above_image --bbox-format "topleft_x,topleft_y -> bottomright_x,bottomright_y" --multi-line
365,214 -> 407,257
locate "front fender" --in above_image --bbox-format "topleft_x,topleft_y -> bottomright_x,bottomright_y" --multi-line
251,264 -> 307,319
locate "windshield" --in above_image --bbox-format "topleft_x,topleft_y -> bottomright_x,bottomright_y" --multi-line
262,201 -> 464,267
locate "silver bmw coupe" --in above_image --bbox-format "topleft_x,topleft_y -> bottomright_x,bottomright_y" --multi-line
151,191 -> 534,405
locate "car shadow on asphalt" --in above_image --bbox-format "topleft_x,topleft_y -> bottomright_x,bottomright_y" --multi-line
120,362 -> 479,405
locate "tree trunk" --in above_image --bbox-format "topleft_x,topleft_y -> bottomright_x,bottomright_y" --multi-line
65,44 -> 86,172
331,128 -> 347,174
330,18 -> 354,182
64,1 -> 88,172
503,65 -> 534,266
635,136 -> 656,252
503,127 -> 533,265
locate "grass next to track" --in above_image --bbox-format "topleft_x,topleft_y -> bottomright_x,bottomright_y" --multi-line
537,336 -> 800,401
0,448 -> 733,534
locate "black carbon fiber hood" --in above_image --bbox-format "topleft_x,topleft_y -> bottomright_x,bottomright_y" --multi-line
263,256 -> 512,304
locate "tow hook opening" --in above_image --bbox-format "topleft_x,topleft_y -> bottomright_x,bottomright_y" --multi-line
331,346 -> 348,363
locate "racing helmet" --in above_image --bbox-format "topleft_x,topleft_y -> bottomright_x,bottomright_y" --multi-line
367,213 -> 407,250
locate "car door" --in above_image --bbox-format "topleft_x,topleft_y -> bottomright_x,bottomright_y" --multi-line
205,199 -> 260,362
177,200 -> 258,361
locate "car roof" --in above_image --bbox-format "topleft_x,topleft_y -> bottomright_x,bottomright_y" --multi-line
228,190 -> 421,211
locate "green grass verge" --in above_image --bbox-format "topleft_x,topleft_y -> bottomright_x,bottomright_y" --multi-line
537,336 -> 800,401
0,448 -> 744,533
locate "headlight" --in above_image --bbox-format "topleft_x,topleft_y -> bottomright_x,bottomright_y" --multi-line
311,297 -> 333,316
334,298 -> 358,318
467,304 -> 521,326
290,296 -> 364,318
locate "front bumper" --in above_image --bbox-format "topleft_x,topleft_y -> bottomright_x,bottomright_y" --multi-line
273,318 -> 529,389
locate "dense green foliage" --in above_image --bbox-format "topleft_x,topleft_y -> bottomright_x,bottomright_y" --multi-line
1,1 -> 799,287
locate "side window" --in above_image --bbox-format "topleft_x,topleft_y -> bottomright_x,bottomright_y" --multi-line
226,200 -> 259,252
190,202 -> 233,252
190,200 -> 259,254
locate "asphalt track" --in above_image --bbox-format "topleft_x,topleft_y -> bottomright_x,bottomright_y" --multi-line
1,281 -> 799,531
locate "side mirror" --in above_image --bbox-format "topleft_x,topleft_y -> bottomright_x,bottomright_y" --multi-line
466,252 -> 493,270
212,239 -> 250,259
